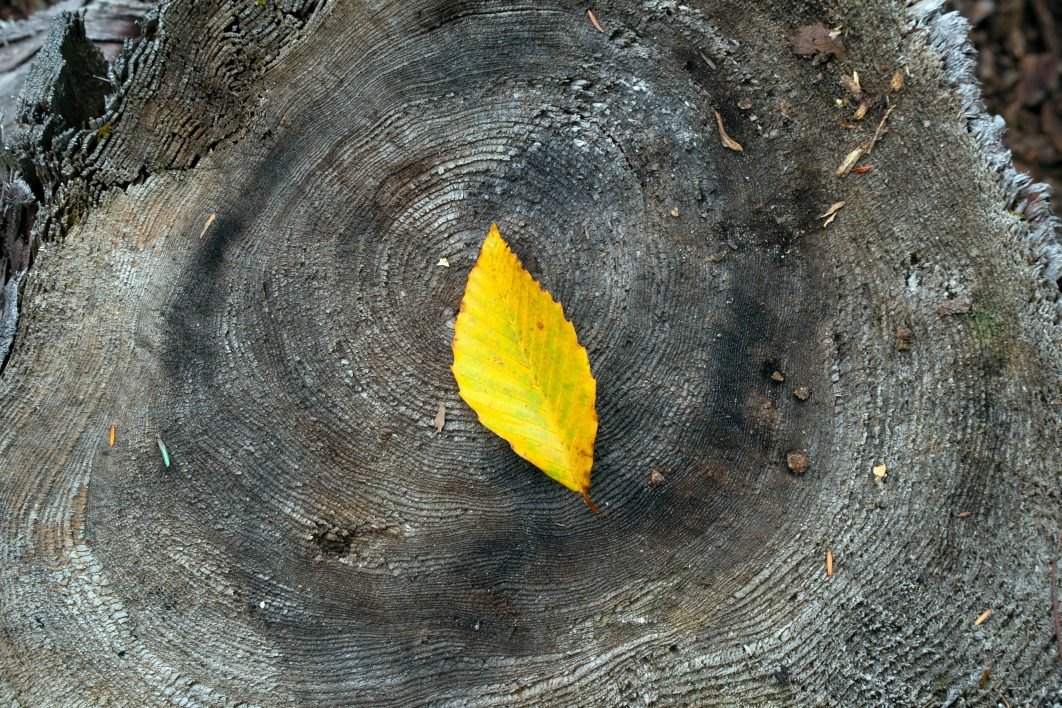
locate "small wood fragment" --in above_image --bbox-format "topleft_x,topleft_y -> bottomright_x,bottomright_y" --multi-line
957,511 -> 972,518
770,370 -> 785,383
670,208 -> 680,217
974,608 -> 993,626
826,548 -> 833,577
198,212 -> 217,239
713,110 -> 743,151
698,51 -> 716,70
872,464 -> 887,480
793,386 -> 811,401
108,425 -> 115,448
787,451 -> 808,474
437,257 -> 450,267
851,164 -> 873,174
587,9 -> 603,33
433,403 -> 446,435
853,101 -> 870,121
648,470 -> 666,487
836,143 -> 869,177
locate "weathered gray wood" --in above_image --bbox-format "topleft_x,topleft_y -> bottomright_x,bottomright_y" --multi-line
0,0 -> 153,135
0,0 -> 1059,704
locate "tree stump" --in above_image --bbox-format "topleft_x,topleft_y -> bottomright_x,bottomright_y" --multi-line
1,1 -> 1059,704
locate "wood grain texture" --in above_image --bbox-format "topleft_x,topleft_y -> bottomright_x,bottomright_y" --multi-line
0,0 -> 1059,704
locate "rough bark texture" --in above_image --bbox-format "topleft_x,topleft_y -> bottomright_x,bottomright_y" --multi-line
1,0 -> 1060,704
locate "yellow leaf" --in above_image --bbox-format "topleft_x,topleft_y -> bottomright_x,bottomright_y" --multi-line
451,225 -> 599,511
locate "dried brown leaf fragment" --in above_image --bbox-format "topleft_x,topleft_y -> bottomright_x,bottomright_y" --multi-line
789,22 -> 845,62
819,200 -> 846,226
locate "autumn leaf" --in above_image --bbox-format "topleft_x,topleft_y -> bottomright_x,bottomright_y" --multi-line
451,225 -> 599,511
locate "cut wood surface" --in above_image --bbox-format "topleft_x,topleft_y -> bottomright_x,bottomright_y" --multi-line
0,0 -> 1060,704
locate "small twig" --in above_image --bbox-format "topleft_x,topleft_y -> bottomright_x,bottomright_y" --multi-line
866,104 -> 895,156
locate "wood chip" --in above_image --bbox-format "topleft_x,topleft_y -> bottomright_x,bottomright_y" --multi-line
836,143 -> 870,177
648,470 -> 666,486
850,164 -> 873,174
670,208 -> 680,217
793,386 -> 811,401
698,51 -> 716,70
826,548 -> 833,577
437,257 -> 450,267
974,608 -> 993,626
853,100 -> 870,121
938,297 -> 973,316
770,370 -> 785,382
889,69 -> 904,93
713,110 -> 743,151
786,451 -> 808,474
957,511 -> 972,518
433,403 -> 446,435
108,424 -> 116,448
587,8 -> 603,33
872,464 -> 887,480
198,212 -> 217,239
